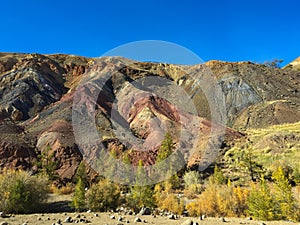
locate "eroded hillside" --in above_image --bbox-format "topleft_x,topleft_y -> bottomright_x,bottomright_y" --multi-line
0,53 -> 299,182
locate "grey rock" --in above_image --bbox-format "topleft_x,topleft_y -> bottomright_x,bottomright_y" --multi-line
220,217 -> 226,222
110,215 -> 116,219
64,216 -> 72,223
134,217 -> 142,222
139,207 -> 151,215
168,214 -> 175,220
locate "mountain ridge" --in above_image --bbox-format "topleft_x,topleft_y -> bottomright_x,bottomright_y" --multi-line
0,53 -> 299,183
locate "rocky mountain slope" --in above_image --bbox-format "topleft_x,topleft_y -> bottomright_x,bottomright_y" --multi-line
0,53 -> 299,182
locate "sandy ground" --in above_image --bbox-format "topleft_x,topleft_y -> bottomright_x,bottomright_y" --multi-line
0,194 -> 299,225
1,213 -> 299,225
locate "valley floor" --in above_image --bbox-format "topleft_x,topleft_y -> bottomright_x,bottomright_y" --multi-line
1,194 -> 298,225
1,212 -> 299,225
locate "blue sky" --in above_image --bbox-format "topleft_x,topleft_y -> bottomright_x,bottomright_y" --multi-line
1,0 -> 300,65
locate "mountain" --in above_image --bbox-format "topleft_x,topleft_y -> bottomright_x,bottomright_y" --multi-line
0,53 -> 299,183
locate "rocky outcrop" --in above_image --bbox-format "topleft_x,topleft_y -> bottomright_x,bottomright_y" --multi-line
36,120 -> 82,182
0,121 -> 36,170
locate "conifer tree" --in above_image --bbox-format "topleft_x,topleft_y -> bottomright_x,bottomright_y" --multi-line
272,166 -> 297,220
247,177 -> 278,220
71,177 -> 86,211
36,144 -> 57,181
129,160 -> 154,210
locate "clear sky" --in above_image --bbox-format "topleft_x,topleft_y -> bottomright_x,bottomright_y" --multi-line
1,0 -> 300,65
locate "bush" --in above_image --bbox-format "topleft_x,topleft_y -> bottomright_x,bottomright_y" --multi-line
0,170 -> 48,213
183,170 -> 202,198
50,182 -> 74,195
186,180 -> 249,217
183,170 -> 200,186
86,179 -> 121,212
212,165 -> 227,185
154,183 -> 184,215
129,184 -> 155,211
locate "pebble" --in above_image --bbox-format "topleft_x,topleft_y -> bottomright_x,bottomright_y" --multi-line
64,216 -> 72,223
0,223 -> 8,225
220,217 -> 226,222
193,222 -> 199,225
134,217 -> 142,222
110,215 -> 116,219
118,215 -> 123,221
168,214 -> 175,220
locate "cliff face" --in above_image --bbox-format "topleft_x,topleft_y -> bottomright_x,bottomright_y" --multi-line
0,53 -> 299,182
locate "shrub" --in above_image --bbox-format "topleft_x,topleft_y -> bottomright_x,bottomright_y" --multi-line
86,179 -> 121,212
186,180 -> 249,217
50,182 -> 74,195
212,165 -> 227,185
129,184 -> 155,211
183,170 -> 202,198
154,183 -> 184,215
183,170 -> 200,186
0,170 -> 48,213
